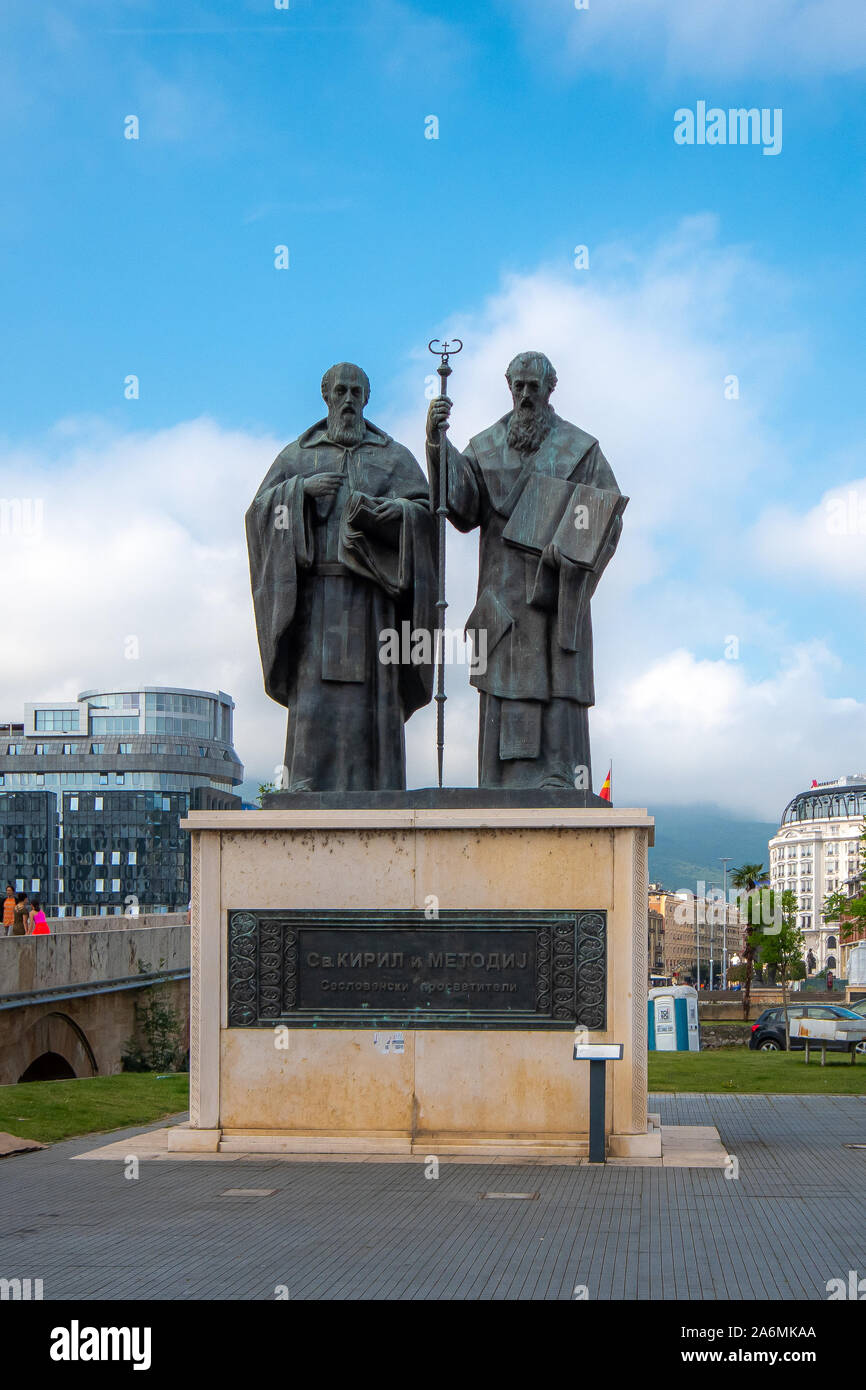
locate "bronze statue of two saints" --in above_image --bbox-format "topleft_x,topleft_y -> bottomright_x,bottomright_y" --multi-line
245,353 -> 627,793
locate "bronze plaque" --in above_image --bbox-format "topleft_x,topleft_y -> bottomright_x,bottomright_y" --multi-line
226,909 -> 606,1031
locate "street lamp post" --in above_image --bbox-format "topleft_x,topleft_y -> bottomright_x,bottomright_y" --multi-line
720,857 -> 731,990
709,908 -> 714,992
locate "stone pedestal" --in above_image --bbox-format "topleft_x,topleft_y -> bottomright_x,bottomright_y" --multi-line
174,803 -> 656,1159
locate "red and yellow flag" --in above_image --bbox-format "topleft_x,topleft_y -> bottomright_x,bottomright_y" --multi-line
599,768 -> 612,802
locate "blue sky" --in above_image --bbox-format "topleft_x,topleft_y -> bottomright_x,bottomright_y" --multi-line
2,0 -> 866,816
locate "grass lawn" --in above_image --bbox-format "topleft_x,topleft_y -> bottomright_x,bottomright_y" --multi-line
649,1048 -> 866,1095
0,1072 -> 189,1145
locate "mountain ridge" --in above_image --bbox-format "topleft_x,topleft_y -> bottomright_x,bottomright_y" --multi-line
646,802 -> 778,892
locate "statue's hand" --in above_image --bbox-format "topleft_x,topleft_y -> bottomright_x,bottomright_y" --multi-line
304,472 -> 343,499
426,395 -> 452,445
370,498 -> 403,524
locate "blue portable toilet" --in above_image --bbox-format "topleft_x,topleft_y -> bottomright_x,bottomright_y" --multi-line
648,985 -> 701,1051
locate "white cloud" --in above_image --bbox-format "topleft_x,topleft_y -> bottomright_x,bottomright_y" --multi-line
755,476 -> 866,586
507,0 -> 866,79
595,644 -> 866,819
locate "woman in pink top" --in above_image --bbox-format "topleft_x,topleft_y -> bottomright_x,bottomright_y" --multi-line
29,898 -> 49,935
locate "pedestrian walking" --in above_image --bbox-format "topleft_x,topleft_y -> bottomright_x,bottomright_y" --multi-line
2,883 -> 15,936
29,898 -> 49,935
11,893 -> 30,937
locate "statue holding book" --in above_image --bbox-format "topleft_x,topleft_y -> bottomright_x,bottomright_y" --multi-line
426,350 -> 626,790
246,362 -> 436,792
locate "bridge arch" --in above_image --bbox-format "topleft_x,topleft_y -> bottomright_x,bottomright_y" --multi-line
19,1051 -> 77,1082
16,1012 -> 98,1083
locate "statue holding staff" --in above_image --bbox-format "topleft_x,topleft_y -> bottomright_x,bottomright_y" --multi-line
426,351 -> 626,791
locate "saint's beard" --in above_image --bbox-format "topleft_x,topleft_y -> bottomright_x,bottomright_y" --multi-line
327,405 -> 366,447
506,402 -> 555,454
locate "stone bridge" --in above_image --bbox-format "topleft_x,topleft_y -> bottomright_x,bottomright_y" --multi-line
0,916 -> 190,1084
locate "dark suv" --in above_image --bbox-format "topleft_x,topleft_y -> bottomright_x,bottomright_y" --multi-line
750,1004 -> 866,1052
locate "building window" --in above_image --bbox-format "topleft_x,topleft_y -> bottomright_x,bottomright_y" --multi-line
14,878 -> 23,891
90,743 -> 105,755
115,773 -> 124,785
119,743 -> 132,754
99,773 -> 108,785
95,879 -> 105,892
95,796 -> 103,811
34,743 -> 45,754
35,709 -> 79,732
827,955 -> 837,970
30,878 -> 40,892
111,879 -> 120,892
128,851 -> 137,865
827,935 -> 837,949
91,717 -> 138,734
111,851 -> 120,865
69,796 -> 78,811
61,743 -> 78,755
7,745 -> 22,755
95,852 -> 104,865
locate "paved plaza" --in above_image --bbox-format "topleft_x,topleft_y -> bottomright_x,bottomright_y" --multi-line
1,1093 -> 864,1300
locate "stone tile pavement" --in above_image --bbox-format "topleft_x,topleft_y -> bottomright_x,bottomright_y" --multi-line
0,1093 -> 864,1299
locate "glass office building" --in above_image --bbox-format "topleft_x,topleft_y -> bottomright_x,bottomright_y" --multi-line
0,687 -> 243,915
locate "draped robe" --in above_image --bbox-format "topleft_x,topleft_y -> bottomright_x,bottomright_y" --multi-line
247,419 -> 436,791
428,412 -> 623,789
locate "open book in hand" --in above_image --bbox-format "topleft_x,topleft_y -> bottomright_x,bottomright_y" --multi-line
502,475 -> 628,569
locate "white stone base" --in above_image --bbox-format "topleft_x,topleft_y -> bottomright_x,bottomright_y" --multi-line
167,1125 -> 221,1153
181,807 -> 654,1154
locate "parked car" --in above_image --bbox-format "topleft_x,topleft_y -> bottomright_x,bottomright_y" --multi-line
750,1004 -> 866,1053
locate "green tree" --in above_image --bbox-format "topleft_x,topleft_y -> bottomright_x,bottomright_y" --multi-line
756,889 -> 805,1048
730,863 -> 767,1020
256,782 -> 275,807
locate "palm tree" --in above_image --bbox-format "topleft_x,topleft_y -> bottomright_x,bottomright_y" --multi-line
730,863 -> 766,1021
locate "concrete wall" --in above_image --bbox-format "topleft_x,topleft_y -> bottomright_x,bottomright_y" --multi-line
698,989 -> 849,1021
1,925 -> 189,996
0,925 -> 190,1085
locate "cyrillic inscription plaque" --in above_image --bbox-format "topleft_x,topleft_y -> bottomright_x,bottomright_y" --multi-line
227,910 -> 606,1030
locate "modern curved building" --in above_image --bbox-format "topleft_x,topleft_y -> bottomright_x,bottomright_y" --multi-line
769,775 -> 866,974
0,686 -> 243,916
